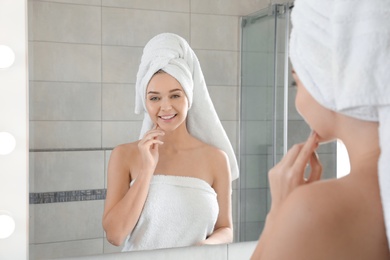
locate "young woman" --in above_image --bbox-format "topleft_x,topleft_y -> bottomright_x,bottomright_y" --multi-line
102,33 -> 238,251
252,0 -> 390,259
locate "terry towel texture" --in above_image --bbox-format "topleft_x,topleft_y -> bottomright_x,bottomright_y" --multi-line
134,33 -> 239,181
122,175 -> 219,251
290,0 -> 390,248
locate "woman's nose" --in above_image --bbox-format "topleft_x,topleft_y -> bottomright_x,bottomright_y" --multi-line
160,98 -> 172,111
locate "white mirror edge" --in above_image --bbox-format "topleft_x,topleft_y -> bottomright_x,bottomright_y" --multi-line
0,0 -> 29,259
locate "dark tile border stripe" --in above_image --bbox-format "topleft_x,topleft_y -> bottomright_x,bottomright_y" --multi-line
29,189 -> 107,204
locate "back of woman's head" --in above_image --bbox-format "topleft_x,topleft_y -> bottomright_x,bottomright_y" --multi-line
289,0 -> 390,251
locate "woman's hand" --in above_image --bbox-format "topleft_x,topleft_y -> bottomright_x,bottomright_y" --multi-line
268,131 -> 322,216
137,124 -> 164,172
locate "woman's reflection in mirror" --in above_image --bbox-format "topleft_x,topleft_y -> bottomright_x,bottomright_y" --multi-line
102,33 -> 239,252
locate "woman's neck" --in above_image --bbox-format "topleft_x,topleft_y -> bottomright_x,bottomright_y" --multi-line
338,115 -> 380,176
159,122 -> 195,151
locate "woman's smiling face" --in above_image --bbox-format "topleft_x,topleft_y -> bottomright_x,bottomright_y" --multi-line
146,71 -> 189,131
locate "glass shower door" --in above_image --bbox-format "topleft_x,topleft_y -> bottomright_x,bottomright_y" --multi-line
239,3 -> 292,242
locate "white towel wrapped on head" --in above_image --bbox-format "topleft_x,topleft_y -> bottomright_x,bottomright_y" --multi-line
290,0 -> 390,248
134,33 -> 239,181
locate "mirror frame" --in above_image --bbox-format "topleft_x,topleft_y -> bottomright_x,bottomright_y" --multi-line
0,0 -> 29,259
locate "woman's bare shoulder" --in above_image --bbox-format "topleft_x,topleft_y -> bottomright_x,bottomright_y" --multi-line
266,178 -> 388,259
200,143 -> 229,166
109,142 -> 140,168
198,143 -> 230,180
111,142 -> 139,156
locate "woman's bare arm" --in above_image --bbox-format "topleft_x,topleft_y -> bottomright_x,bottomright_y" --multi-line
200,150 -> 233,245
102,127 -> 164,246
102,145 -> 154,246
252,132 -> 322,258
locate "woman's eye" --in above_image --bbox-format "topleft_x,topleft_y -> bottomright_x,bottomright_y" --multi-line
149,96 -> 160,101
171,94 -> 180,99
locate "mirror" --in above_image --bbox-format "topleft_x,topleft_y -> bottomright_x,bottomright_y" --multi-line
27,1 -> 341,259
28,1 -> 270,259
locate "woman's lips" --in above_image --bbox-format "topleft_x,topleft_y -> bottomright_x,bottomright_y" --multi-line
159,114 -> 176,120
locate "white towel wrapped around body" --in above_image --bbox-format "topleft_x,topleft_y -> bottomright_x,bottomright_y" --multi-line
122,175 -> 219,251
134,33 -> 239,181
290,0 -> 390,249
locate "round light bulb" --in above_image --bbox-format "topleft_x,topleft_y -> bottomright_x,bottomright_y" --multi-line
0,213 -> 16,239
0,45 -> 16,69
0,132 -> 16,155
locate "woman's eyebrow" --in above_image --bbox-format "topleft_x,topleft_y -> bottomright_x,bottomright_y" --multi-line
169,89 -> 183,93
147,89 -> 183,95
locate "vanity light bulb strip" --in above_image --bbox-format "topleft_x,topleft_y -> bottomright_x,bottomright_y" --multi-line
0,132 -> 16,155
0,45 -> 16,69
0,212 -> 16,239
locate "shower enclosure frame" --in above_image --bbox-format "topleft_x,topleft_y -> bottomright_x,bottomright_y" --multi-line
238,2 -> 294,242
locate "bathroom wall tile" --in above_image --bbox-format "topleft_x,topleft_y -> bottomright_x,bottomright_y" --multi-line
29,205 -> 35,244
274,85 -> 289,121
288,122 -> 336,154
267,188 -> 271,212
221,120 -> 239,154
228,241 -> 258,260
241,86 -> 272,121
104,150 -> 112,189
232,188 -> 239,223
30,0 -> 101,6
33,200 -> 104,243
241,120 -> 272,155
276,53 -> 290,88
239,156 -> 247,189
29,81 -> 101,121
191,14 -> 239,51
208,85 -> 238,121
103,239 -> 122,254
29,42 -> 101,82
102,0 -> 189,12
191,0 -> 268,16
233,221 -> 240,242
244,155 -> 268,189
102,83 -> 143,121
30,238 -> 103,260
242,14 -> 273,53
232,177 -> 240,190
30,121 -> 101,150
102,7 -> 189,47
195,50 -> 238,86
102,121 -> 142,148
287,119 -> 311,146
318,141 -> 337,154
241,52 -> 269,87
245,188 -> 268,222
288,85 -> 302,120
241,221 -> 264,241
287,120 -> 337,153
29,1 -> 100,44
28,1 -> 34,40
29,151 -> 105,193
102,46 -> 142,84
